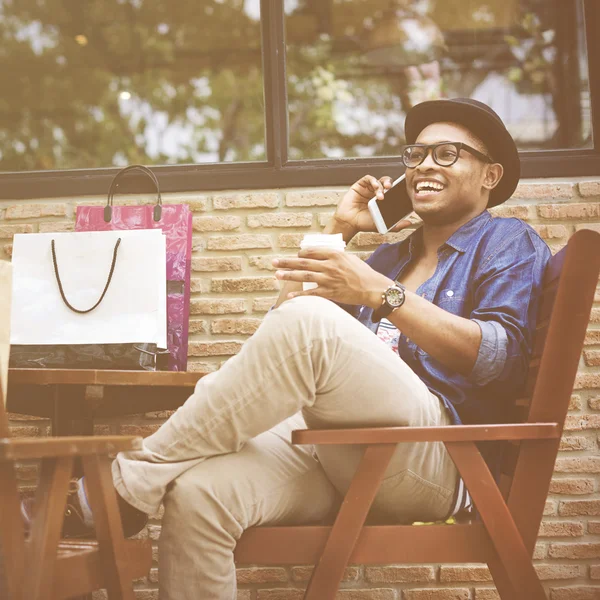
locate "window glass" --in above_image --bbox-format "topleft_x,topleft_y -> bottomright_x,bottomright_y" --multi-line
0,0 -> 265,171
285,0 -> 592,160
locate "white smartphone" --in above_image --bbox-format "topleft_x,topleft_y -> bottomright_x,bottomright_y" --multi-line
367,174 -> 413,234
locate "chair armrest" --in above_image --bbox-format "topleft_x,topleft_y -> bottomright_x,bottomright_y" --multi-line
291,423 -> 560,445
0,435 -> 143,461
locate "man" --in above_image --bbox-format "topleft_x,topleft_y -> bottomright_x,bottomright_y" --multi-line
24,98 -> 551,599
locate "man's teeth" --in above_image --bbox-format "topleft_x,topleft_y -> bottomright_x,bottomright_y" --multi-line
416,181 -> 444,192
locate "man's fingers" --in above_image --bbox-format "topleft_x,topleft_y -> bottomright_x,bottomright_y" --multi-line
379,176 -> 394,190
275,269 -> 322,284
389,218 -> 414,232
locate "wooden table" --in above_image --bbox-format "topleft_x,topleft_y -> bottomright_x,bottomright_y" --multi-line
7,368 -> 201,436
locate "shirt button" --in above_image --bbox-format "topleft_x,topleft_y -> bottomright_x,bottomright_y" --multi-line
446,290 -> 454,297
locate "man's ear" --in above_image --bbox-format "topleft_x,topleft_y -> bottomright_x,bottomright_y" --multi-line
483,162 -> 504,191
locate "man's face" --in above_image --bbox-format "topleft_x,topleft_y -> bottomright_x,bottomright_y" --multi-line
404,122 -> 495,225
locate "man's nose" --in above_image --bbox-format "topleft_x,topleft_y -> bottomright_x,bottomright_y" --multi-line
417,149 -> 438,170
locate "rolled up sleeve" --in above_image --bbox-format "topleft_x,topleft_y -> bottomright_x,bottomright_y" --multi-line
469,319 -> 508,385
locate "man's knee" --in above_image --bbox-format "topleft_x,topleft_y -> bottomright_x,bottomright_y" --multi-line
273,296 -> 354,329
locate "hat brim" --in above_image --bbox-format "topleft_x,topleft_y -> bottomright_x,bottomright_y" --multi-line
404,100 -> 520,207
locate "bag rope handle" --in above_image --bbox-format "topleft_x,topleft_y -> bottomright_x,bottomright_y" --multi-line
51,238 -> 122,314
105,164 -> 162,223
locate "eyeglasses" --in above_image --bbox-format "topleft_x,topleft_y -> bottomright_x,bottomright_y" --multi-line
401,142 -> 494,169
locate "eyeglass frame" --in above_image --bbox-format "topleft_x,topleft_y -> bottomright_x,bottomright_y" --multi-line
400,142 -> 494,169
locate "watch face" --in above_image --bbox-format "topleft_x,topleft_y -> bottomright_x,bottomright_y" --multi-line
386,286 -> 405,307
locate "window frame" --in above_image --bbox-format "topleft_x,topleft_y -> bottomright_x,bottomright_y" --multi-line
1,0 -> 598,200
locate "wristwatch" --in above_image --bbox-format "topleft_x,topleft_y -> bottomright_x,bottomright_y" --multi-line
372,283 -> 406,322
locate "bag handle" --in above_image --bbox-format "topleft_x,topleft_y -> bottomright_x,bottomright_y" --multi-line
51,238 -> 122,314
105,164 -> 162,223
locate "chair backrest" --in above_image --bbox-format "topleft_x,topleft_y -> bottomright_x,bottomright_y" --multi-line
497,229 -> 600,550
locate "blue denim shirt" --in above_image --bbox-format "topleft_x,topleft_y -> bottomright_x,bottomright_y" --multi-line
349,210 -> 551,427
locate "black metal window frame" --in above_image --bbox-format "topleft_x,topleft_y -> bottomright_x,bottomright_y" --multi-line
1,0 -> 599,200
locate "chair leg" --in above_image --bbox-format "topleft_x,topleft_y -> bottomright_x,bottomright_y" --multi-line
487,550 -> 525,600
82,455 -> 135,600
303,444 -> 397,600
446,442 -> 547,600
23,456 -> 75,600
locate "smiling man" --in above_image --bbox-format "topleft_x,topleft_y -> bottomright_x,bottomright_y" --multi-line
26,99 -> 552,600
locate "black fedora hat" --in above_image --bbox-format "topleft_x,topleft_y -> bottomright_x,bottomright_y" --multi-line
404,98 -> 520,207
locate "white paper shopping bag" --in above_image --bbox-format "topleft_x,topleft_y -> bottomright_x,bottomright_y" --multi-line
10,230 -> 167,369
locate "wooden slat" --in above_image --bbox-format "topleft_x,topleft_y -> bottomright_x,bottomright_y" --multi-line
445,441 -> 546,600
8,368 -> 200,387
0,436 -> 143,461
304,445 -> 396,600
53,540 -> 152,599
235,523 -> 492,565
291,423 -> 560,446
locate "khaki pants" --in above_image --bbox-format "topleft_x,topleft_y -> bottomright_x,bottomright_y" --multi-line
113,297 -> 458,599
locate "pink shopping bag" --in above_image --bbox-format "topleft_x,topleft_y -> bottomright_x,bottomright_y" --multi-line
76,165 -> 192,371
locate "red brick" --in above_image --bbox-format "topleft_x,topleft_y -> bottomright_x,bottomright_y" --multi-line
573,373 -> 600,389
207,234 -> 272,251
589,521 -> 600,534
559,434 -> 594,451
251,298 -> 276,314
578,182 -> 600,197
576,224 -> 600,234
188,320 -> 208,334
538,202 -> 600,220
5,203 -> 67,219
439,565 -> 492,582
237,591 -> 252,600
186,361 -> 217,374
211,318 -> 262,335
591,309 -> 600,323
9,425 -> 43,437
569,396 -> 582,411
318,212 -> 335,227
549,543 -> 600,559
545,499 -> 558,515
365,566 -> 435,583
292,566 -> 359,582
214,192 -> 280,209
549,478 -> 595,495
256,591 -> 305,600
133,591 -> 158,600
590,396 -> 600,410
190,298 -> 246,315
514,182 -> 573,200
489,204 -> 531,219
584,350 -> 600,366
38,221 -> 75,233
558,500 -> 600,517
193,215 -> 240,232
93,424 -> 111,435
285,190 -> 343,207
403,589 -> 470,600
164,196 -> 210,212
535,542 -> 548,559
591,565 -> 600,579
248,213 -> 312,228
248,255 -> 285,271
336,591 -> 395,600
278,233 -> 305,248
212,276 -> 279,293
118,424 -> 161,437
565,414 -> 600,431
0,224 -> 34,238
549,586 -> 600,600
584,330 -> 600,345
538,521 -> 585,537
535,564 -> 581,580
236,567 -> 288,584
351,231 -> 411,247
554,457 -> 600,474
192,257 -> 242,272
188,341 -> 243,357
474,589 -> 499,600
534,224 -> 569,240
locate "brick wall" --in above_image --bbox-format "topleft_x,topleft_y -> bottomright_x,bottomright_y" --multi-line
1,177 -> 599,600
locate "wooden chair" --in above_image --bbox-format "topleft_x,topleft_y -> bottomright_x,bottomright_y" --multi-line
235,229 -> 600,600
0,262 -> 152,600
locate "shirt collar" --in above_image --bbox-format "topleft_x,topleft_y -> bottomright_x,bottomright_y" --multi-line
406,210 -> 492,256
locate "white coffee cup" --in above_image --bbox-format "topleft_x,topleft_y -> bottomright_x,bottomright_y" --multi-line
299,233 -> 346,290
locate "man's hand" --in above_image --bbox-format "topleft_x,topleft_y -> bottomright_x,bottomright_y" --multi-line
324,174 -> 413,243
273,248 -> 392,307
